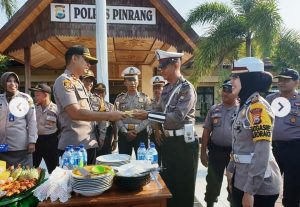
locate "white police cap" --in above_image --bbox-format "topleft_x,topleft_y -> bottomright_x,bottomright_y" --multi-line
232,57 -> 264,73
151,76 -> 166,86
155,49 -> 184,60
121,66 -> 141,79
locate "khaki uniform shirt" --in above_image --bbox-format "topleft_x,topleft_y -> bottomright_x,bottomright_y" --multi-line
229,92 -> 281,195
53,69 -> 98,150
89,93 -> 101,112
115,92 -> 151,133
36,102 -> 58,135
266,92 -> 300,141
0,92 -> 38,151
98,101 -> 115,141
203,103 -> 238,147
159,76 -> 197,130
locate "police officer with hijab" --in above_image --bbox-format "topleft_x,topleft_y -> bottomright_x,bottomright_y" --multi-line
266,68 -> 300,207
114,67 -> 151,157
53,45 -> 125,164
227,57 -> 282,207
132,49 -> 199,207
202,80 -> 238,207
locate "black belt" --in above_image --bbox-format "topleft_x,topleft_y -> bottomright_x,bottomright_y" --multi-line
209,142 -> 232,152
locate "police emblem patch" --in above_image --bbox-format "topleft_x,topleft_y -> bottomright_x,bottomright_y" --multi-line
290,116 -> 297,123
213,118 -> 219,124
63,79 -> 73,91
250,108 -> 262,124
138,97 -> 144,103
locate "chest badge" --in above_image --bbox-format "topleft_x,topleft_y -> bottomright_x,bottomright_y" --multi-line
138,97 -> 144,103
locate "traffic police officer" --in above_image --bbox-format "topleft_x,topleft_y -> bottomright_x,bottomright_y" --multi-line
114,66 -> 151,156
201,80 -> 238,207
227,57 -> 282,207
266,68 -> 300,207
0,72 -> 37,167
29,83 -> 59,173
94,83 -> 117,155
53,45 -> 125,164
133,49 -> 199,207
149,75 -> 166,166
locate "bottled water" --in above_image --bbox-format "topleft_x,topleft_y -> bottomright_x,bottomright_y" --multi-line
146,142 -> 158,164
137,142 -> 147,160
62,146 -> 70,169
73,147 -> 83,167
79,144 -> 87,166
68,145 -> 74,154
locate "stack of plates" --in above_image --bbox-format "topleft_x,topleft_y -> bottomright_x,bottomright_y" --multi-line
71,173 -> 114,197
115,172 -> 151,190
96,154 -> 131,167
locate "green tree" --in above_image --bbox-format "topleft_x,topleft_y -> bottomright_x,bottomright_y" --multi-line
185,0 -> 282,84
1,0 -> 16,18
272,28 -> 300,72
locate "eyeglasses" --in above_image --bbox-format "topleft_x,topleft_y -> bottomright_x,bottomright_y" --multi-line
222,88 -> 232,93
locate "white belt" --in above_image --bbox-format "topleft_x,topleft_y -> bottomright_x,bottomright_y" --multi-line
164,129 -> 184,137
233,153 -> 254,164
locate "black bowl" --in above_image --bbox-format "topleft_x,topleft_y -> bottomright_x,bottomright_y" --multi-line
115,172 -> 151,190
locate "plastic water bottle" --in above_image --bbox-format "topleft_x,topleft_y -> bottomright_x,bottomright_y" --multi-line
62,146 -> 70,169
73,147 -> 85,167
79,144 -> 88,166
68,145 -> 75,154
146,142 -> 158,164
137,142 -> 147,160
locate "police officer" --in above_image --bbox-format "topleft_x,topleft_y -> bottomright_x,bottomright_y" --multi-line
266,68 -> 300,207
201,80 -> 238,207
227,57 -> 282,207
94,83 -> 117,155
0,72 -> 37,167
149,75 -> 165,166
114,66 -> 151,156
133,50 -> 199,207
53,45 -> 125,164
29,83 -> 59,173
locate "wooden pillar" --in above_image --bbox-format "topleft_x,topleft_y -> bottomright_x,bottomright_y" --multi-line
140,65 -> 153,98
24,46 -> 31,94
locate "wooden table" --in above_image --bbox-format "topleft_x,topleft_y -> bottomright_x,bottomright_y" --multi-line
38,175 -> 171,207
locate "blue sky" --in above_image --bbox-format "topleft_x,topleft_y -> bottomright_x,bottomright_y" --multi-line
0,0 -> 300,35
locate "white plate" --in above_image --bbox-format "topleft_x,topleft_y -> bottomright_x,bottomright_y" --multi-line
8,97 -> 29,117
96,154 -> 131,163
73,185 -> 111,197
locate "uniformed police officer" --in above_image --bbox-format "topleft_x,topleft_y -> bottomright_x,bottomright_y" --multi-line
93,83 -> 117,155
266,68 -> 300,207
227,57 -> 282,207
53,45 -> 126,164
202,80 -> 238,207
114,67 -> 151,156
29,83 -> 59,173
0,72 -> 37,167
132,50 -> 199,207
149,75 -> 166,166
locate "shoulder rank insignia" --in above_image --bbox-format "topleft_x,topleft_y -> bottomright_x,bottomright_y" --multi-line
251,95 -> 259,104
63,79 -> 73,91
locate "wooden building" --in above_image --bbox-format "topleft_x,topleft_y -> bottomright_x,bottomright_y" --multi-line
0,0 -> 219,120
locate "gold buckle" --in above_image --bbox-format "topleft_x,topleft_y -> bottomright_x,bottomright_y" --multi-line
127,124 -> 135,130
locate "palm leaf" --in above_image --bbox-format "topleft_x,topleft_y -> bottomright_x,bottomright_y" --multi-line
0,0 -> 16,18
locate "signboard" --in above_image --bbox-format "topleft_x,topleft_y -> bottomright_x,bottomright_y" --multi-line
51,3 -> 156,25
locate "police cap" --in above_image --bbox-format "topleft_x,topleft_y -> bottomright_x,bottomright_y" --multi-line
65,45 -> 98,65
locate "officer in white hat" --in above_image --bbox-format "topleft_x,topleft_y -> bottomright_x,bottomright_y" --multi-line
132,49 -> 199,207
227,57 -> 282,207
266,68 -> 300,206
149,75 -> 166,166
114,66 -> 151,157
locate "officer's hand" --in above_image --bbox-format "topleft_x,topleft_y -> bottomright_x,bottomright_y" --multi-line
242,192 -> 254,207
226,171 -> 233,193
28,143 -> 35,153
200,152 -> 208,167
127,130 -> 137,141
109,111 -> 127,121
132,109 -> 148,120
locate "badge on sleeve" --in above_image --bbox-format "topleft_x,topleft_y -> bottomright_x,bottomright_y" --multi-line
63,79 -> 73,91
290,116 -> 297,123
8,113 -> 15,122
250,108 -> 262,124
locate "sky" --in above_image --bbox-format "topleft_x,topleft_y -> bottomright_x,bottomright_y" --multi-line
0,0 -> 300,36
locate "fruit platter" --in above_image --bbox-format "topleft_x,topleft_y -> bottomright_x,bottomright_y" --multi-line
0,162 -> 45,206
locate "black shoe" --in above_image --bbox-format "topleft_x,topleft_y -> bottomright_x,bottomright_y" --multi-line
206,202 -> 214,207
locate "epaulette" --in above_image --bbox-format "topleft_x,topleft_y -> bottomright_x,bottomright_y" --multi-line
250,94 -> 260,104
116,92 -> 125,98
